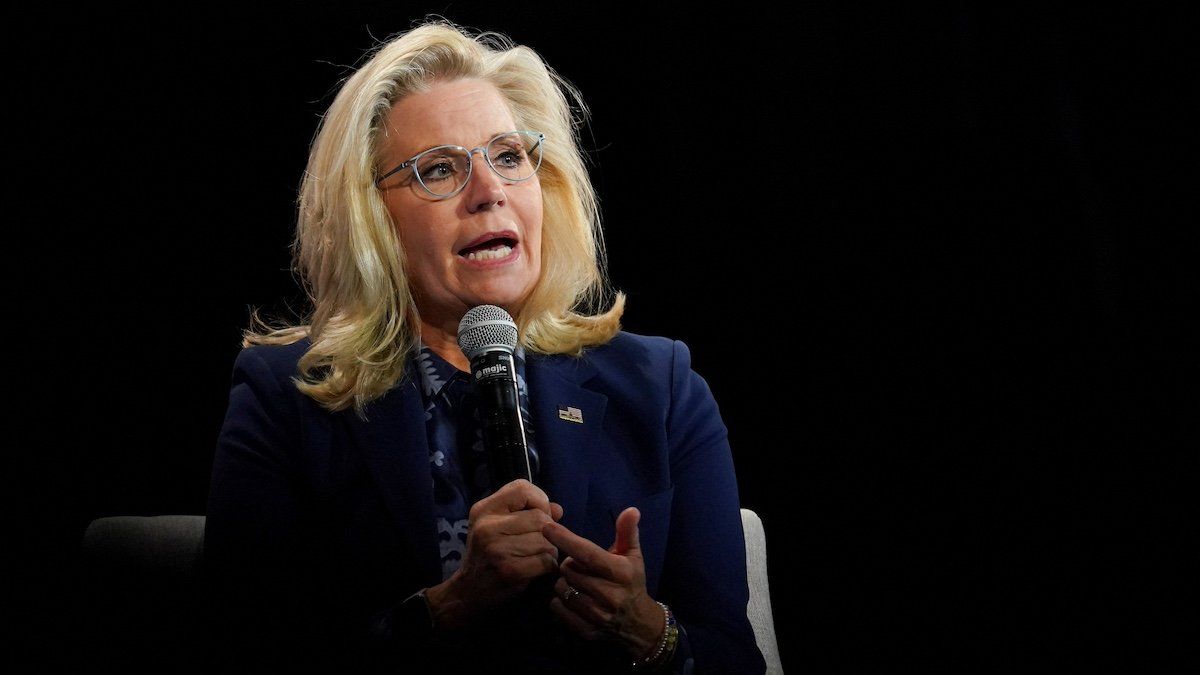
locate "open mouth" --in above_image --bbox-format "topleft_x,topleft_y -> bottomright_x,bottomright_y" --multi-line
458,235 -> 518,261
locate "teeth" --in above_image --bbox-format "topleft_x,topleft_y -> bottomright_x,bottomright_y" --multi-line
466,244 -> 513,261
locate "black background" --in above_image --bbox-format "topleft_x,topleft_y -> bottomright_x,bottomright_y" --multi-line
16,3 -> 1194,672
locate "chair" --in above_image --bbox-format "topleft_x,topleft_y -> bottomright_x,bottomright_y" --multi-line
82,511 -> 783,672
79,515 -> 209,669
742,508 -> 784,674
82,515 -> 206,578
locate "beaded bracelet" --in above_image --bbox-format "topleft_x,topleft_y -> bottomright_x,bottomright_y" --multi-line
631,601 -> 679,672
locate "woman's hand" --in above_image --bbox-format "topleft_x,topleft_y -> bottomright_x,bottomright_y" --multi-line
424,479 -> 564,632
541,507 -> 667,660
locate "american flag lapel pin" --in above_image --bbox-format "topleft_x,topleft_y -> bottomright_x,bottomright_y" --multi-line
557,405 -> 584,424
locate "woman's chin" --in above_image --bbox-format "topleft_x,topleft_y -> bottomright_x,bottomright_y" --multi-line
462,287 -> 533,315
415,284 -> 534,327
467,298 -> 524,320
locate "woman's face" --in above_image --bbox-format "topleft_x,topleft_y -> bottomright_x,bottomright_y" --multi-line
377,78 -> 543,327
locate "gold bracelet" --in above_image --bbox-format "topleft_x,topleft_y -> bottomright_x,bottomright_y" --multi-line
631,602 -> 679,672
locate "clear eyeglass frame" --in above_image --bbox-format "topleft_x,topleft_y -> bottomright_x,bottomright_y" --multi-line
373,130 -> 546,199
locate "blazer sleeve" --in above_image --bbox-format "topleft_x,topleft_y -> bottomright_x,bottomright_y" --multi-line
657,339 -> 767,675
203,347 -> 436,672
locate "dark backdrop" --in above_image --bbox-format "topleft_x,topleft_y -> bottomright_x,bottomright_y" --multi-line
18,4 -> 1192,672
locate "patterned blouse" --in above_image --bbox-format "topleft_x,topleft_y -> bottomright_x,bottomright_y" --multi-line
412,341 -> 539,581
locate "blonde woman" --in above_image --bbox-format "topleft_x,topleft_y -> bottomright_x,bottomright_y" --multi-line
205,18 -> 764,674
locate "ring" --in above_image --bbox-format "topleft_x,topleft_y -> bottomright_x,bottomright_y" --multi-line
563,585 -> 581,603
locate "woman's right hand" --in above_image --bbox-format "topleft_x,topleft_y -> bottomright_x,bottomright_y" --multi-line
423,479 -> 564,632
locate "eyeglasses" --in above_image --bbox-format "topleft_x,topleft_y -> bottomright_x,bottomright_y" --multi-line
374,130 -> 545,199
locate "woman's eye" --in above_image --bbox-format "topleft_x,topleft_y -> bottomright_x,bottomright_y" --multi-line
495,151 -> 525,167
420,162 -> 455,182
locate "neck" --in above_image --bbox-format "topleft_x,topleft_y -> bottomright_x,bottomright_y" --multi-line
418,315 -> 470,373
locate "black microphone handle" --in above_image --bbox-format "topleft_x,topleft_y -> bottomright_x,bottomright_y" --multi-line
469,350 -> 533,489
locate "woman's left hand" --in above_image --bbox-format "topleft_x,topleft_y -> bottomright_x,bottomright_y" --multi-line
541,508 -> 667,660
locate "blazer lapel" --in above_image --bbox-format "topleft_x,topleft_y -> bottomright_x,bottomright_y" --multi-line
526,353 -> 609,538
342,372 -> 442,585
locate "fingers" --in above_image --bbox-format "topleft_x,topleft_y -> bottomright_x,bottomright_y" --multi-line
542,521 -> 619,580
550,577 -> 610,634
541,518 -> 656,649
548,595 -> 603,640
452,547 -> 559,611
456,525 -> 559,600
470,479 -> 553,518
500,550 -> 560,581
487,508 -> 555,536
611,507 -> 641,556
444,484 -> 568,618
464,508 -> 560,580
474,529 -> 559,559
558,563 -> 630,619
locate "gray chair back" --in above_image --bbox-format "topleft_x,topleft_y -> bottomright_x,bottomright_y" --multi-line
80,515 -> 208,670
742,508 -> 784,674
83,515 -> 206,577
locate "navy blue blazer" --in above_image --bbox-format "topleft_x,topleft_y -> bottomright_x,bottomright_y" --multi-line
204,331 -> 765,673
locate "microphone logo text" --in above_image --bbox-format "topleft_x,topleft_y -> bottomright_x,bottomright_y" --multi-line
475,363 -> 509,379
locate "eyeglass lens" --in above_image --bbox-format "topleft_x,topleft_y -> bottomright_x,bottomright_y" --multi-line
415,132 -> 542,197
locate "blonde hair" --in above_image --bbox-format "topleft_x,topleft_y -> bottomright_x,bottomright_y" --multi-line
244,18 -> 624,418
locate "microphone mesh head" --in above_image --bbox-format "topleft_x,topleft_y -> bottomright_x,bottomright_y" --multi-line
457,305 -> 518,359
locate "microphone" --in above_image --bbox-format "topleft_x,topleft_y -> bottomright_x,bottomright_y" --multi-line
457,305 -> 533,489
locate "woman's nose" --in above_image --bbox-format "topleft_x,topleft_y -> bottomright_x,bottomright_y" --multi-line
464,147 -> 507,213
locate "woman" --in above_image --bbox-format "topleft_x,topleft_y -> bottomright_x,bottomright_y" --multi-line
205,19 -> 765,674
